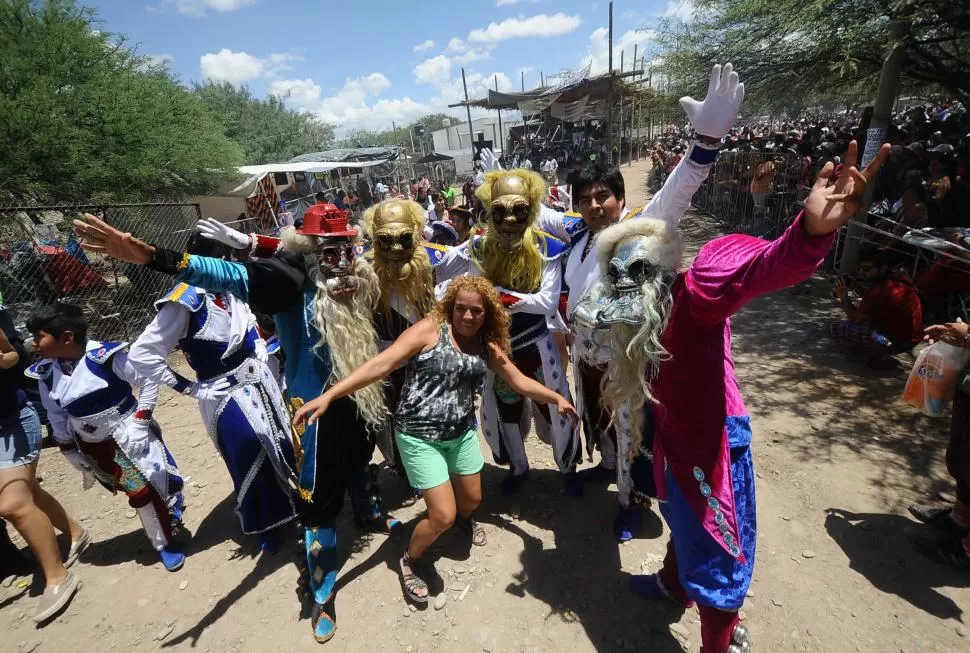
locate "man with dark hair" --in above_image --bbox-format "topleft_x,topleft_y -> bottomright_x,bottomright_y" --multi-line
830,252 -> 923,361
538,63 -> 746,543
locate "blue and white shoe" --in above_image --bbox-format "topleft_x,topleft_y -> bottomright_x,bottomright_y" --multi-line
311,601 -> 336,643
159,547 -> 185,572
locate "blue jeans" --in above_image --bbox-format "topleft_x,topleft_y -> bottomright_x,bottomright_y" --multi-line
0,404 -> 41,470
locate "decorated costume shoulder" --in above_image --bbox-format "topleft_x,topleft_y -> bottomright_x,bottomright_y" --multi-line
24,359 -> 54,380
86,342 -> 129,365
535,230 -> 569,261
423,242 -> 450,267
155,283 -> 205,312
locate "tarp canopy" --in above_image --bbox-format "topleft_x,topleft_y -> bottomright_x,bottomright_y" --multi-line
287,146 -> 402,163
412,151 -> 454,164
236,158 -> 388,178
451,65 -> 644,121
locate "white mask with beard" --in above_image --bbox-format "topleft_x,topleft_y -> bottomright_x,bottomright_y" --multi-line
282,229 -> 389,430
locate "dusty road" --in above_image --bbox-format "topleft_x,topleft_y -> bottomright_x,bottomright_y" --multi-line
3,158 -> 968,652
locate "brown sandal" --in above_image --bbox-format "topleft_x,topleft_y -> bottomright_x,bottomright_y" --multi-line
399,553 -> 430,604
457,516 -> 487,546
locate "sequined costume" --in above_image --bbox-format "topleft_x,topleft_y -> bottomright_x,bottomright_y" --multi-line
28,341 -> 185,564
128,284 -> 298,537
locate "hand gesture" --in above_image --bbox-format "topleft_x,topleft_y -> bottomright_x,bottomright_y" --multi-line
480,148 -> 503,172
125,420 -> 152,456
556,397 -> 579,425
191,377 -> 232,402
679,63 -> 745,140
834,278 -> 849,301
293,393 -> 331,427
74,213 -> 155,265
803,140 -> 890,236
924,318 -> 970,347
197,218 -> 251,250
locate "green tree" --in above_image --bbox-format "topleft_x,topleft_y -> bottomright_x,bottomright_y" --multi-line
655,0 -> 970,111
0,0 -> 244,202
194,81 -> 335,163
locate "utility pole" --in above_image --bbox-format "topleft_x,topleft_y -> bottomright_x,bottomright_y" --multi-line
618,49 -> 624,166
629,45 -> 637,165
521,70 -> 525,92
495,74 -> 504,158
838,21 -> 908,276
607,1 -> 614,165
461,68 -> 476,162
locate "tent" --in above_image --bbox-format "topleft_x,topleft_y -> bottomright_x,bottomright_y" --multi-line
412,152 -> 454,164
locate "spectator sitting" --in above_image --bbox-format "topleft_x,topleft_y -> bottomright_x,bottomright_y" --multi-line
333,190 -> 348,210
828,252 -> 923,363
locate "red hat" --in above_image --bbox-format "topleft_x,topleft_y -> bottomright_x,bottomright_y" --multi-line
297,203 -> 357,238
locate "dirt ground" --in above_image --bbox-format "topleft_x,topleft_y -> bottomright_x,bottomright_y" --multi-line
4,158 -> 969,652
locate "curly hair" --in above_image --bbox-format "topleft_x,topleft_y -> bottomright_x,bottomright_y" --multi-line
430,276 -> 511,355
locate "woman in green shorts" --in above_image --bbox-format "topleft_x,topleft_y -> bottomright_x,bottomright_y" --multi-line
295,275 -> 577,603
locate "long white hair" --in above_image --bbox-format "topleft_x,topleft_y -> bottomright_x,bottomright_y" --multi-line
595,273 -> 673,456
283,227 -> 389,430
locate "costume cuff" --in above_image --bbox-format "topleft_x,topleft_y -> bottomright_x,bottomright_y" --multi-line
148,247 -> 191,276
686,140 -> 720,168
251,234 -> 282,258
134,408 -> 153,422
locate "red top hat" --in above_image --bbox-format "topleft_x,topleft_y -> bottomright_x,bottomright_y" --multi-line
297,203 -> 357,238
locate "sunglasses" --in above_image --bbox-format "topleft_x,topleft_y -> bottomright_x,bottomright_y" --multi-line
491,204 -> 530,222
376,233 -> 414,250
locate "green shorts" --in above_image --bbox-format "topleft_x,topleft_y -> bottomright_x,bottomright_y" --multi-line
395,429 -> 485,490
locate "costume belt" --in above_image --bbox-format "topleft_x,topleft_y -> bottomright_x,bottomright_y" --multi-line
69,395 -> 136,442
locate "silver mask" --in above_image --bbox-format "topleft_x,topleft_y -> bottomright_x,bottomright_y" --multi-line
574,235 -> 675,329
306,237 -> 360,297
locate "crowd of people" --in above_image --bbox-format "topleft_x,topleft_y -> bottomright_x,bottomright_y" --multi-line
1,60 -> 964,653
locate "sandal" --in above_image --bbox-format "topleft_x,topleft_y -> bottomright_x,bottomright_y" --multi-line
456,515 -> 487,546
399,553 -> 430,604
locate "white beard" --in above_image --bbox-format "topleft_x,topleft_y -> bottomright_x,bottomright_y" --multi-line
307,259 -> 388,430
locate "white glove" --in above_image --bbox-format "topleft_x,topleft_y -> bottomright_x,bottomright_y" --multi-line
480,148 -> 503,172
190,377 -> 231,402
196,217 -> 251,250
679,63 -> 745,141
125,420 -> 152,456
254,338 -> 269,364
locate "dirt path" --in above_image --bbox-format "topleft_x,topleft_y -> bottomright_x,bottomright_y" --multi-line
3,158 -> 968,652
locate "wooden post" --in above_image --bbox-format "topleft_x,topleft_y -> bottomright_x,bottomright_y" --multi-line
461,68 -> 476,162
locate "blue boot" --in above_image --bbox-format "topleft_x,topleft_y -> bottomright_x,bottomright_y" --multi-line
159,547 -> 185,572
311,600 -> 336,643
614,506 -> 642,543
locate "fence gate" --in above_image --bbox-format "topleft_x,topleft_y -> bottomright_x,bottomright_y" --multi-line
0,202 -> 202,342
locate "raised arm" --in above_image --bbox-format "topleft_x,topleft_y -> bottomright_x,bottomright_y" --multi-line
72,213 -> 303,315
487,343 -> 577,421
642,63 -> 745,228
686,140 -> 891,326
293,318 -> 439,426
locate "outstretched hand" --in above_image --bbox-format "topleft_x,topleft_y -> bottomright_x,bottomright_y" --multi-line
74,213 -> 155,265
803,140 -> 891,237
196,218 -> 250,250
293,393 -> 331,428
480,148 -> 503,172
679,63 -> 745,141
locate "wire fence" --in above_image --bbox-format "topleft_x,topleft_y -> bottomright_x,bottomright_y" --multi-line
0,202 -> 201,343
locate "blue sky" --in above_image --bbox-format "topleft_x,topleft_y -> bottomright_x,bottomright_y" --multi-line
85,0 -> 694,133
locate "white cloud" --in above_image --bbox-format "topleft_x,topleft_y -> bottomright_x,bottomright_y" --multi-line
582,28 -> 656,76
413,39 -> 435,53
359,72 -> 392,94
270,78 -> 321,106
468,13 -> 582,43
496,0 -> 541,6
662,0 -> 696,22
199,49 -> 300,85
312,76 -> 431,131
413,55 -> 452,87
159,0 -> 255,16
445,37 -> 467,53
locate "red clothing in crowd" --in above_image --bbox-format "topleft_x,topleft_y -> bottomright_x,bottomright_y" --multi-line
860,277 -> 923,346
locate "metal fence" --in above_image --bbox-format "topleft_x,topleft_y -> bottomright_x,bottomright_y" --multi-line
0,202 -> 201,342
686,151 -> 809,242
